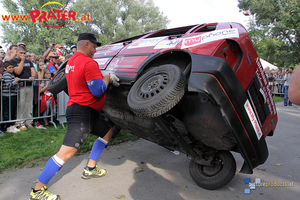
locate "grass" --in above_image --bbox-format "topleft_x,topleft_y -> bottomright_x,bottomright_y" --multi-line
273,96 -> 284,103
0,124 -> 138,173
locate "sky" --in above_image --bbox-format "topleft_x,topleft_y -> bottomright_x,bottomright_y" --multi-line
0,0 -> 250,51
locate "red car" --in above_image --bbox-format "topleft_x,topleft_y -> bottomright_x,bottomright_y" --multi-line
49,22 -> 278,190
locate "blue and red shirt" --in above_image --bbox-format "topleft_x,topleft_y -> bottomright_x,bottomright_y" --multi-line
47,61 -> 57,78
65,52 -> 105,111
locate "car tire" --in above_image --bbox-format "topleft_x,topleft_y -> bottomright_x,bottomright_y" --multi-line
189,151 -> 236,190
127,64 -> 185,118
48,61 -> 68,95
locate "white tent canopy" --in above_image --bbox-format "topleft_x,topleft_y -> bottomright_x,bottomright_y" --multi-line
260,58 -> 278,70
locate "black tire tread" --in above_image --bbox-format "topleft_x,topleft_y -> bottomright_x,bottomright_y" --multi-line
189,151 -> 236,190
127,64 -> 185,118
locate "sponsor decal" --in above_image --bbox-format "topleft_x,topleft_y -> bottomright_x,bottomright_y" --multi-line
95,58 -> 109,66
255,57 -> 276,115
154,38 -> 182,49
128,37 -> 166,49
181,28 -> 239,49
65,64 -> 74,73
244,100 -> 263,140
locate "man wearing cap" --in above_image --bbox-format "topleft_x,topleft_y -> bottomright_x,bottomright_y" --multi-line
17,42 -> 26,48
29,33 -> 120,200
55,44 -> 63,57
47,52 -> 59,78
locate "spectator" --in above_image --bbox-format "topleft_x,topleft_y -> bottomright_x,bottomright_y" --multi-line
30,53 -> 35,63
3,45 -> 17,61
283,67 -> 294,106
37,60 -> 46,79
268,72 -> 275,92
289,66 -> 300,106
10,46 -> 36,130
39,69 -> 55,128
25,52 -> 31,60
65,54 -> 73,61
70,45 -> 76,55
276,74 -> 285,95
34,55 -> 45,76
2,61 -> 21,133
55,44 -> 63,57
0,48 -> 6,61
47,52 -> 59,78
57,56 -> 65,67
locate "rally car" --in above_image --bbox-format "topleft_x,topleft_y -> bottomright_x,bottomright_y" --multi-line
49,22 -> 278,190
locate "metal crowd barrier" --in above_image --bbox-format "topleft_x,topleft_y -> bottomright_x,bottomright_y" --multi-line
268,80 -> 285,95
0,78 -> 68,130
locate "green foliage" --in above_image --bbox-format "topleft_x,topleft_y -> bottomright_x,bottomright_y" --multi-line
238,0 -> 300,68
0,0 -> 169,54
0,125 -> 138,173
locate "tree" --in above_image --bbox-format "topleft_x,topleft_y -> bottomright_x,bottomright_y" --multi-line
0,0 -> 169,55
70,0 -> 170,44
238,0 -> 300,67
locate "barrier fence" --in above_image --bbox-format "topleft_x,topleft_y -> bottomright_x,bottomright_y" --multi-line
268,79 -> 285,96
0,78 -> 68,130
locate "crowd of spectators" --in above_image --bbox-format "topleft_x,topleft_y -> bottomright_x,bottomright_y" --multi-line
264,66 -> 295,106
0,42 -> 76,135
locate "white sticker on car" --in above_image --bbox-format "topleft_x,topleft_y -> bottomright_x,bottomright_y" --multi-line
244,99 -> 263,140
181,28 -> 239,49
128,37 -> 166,49
154,38 -> 182,49
95,58 -> 109,66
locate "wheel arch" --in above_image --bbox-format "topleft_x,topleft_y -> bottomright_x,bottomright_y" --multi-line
135,50 -> 191,79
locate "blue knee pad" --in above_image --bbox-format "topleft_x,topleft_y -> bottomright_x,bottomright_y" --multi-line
38,155 -> 64,185
89,137 -> 108,161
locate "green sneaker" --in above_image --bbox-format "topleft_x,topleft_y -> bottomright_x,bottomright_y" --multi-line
29,185 -> 60,200
81,165 -> 107,179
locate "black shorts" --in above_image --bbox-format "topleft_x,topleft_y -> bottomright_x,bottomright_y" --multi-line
63,103 -> 110,149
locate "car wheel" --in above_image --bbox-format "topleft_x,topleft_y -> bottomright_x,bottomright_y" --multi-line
127,64 -> 185,118
48,61 -> 68,95
189,151 -> 236,190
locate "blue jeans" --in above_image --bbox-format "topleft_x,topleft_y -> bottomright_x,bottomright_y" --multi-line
284,86 -> 292,105
278,84 -> 284,94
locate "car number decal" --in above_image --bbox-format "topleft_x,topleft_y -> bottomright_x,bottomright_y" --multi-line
181,28 -> 239,49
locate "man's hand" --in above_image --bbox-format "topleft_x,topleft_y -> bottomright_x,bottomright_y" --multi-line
29,76 -> 35,82
20,53 -> 25,62
109,73 -> 120,87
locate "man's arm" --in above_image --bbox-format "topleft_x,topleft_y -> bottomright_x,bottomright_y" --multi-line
13,55 -> 25,75
43,43 -> 54,59
288,67 -> 300,106
30,66 -> 36,81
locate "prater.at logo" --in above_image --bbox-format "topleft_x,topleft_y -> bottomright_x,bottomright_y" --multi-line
1,2 -> 91,28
